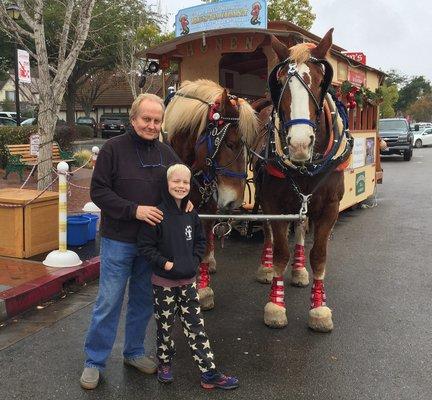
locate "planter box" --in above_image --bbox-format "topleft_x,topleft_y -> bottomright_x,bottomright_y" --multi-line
0,189 -> 58,258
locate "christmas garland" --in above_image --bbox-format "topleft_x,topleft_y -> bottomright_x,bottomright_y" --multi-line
339,81 -> 383,109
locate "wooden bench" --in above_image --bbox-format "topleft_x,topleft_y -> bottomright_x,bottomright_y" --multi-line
3,142 -> 75,181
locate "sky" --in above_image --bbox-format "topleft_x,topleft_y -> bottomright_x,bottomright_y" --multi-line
149,0 -> 432,82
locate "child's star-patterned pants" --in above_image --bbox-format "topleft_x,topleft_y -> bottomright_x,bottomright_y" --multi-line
152,282 -> 216,373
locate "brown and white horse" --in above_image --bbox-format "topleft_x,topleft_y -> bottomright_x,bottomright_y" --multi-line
164,79 -> 258,309
252,30 -> 352,331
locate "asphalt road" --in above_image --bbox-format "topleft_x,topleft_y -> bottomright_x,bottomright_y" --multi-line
1,148 -> 432,400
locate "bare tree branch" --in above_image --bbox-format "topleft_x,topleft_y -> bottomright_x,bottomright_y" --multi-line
57,0 -> 75,67
15,0 -> 35,30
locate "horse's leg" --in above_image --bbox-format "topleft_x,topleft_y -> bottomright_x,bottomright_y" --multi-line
256,221 -> 274,283
197,219 -> 215,310
308,205 -> 339,332
264,220 -> 290,328
207,231 -> 217,273
290,219 -> 310,287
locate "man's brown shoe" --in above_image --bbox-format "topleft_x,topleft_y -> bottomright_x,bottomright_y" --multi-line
80,367 -> 100,390
124,356 -> 157,374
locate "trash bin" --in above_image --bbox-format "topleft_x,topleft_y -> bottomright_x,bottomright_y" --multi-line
81,213 -> 99,240
67,215 -> 91,246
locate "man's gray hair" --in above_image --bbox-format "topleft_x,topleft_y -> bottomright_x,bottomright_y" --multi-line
129,93 -> 165,121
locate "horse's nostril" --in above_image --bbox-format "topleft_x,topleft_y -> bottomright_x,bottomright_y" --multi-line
287,136 -> 291,146
309,135 -> 314,146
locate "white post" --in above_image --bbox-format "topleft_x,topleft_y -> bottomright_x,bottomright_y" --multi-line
43,162 -> 82,268
91,146 -> 99,169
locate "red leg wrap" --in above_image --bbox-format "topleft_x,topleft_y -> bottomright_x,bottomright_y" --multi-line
261,243 -> 273,269
269,276 -> 285,308
292,244 -> 306,270
198,262 -> 210,289
310,279 -> 327,309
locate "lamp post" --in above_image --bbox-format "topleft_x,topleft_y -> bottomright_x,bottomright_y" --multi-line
6,3 -> 21,126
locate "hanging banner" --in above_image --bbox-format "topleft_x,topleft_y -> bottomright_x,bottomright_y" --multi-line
18,49 -> 31,83
175,0 -> 267,37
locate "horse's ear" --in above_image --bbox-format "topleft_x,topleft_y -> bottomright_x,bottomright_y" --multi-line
271,35 -> 289,62
220,88 -> 234,112
312,28 -> 334,59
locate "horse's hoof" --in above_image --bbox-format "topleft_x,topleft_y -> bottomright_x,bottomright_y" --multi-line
308,306 -> 333,332
291,268 -> 309,287
264,302 -> 287,328
198,287 -> 214,311
256,266 -> 274,284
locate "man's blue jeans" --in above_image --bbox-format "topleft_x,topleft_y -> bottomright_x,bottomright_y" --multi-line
84,237 -> 153,371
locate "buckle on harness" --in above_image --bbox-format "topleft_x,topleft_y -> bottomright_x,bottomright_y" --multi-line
299,193 -> 312,217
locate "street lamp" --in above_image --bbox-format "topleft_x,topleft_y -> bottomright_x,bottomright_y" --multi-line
6,3 -> 21,126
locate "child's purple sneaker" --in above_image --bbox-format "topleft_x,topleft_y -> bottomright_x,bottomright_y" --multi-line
200,371 -> 239,390
157,364 -> 173,383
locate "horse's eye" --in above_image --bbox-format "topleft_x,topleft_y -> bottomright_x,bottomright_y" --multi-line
225,142 -> 234,150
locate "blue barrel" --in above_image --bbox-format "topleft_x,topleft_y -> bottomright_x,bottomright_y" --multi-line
67,215 -> 91,246
82,213 -> 99,240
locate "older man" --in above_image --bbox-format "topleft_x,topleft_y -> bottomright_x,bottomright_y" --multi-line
80,94 -> 182,389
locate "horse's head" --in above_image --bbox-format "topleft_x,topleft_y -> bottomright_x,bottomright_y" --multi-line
164,79 -> 257,211
269,29 -> 334,163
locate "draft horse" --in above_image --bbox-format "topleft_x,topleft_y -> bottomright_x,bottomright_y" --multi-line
252,29 -> 352,331
163,79 -> 258,309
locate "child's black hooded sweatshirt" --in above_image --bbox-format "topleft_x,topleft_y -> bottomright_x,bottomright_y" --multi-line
137,172 -> 206,280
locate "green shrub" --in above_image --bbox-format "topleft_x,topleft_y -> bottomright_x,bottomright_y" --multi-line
73,149 -> 93,168
75,125 -> 94,139
54,124 -> 77,151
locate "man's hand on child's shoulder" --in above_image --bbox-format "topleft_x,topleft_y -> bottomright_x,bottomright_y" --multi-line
136,205 -> 163,225
164,261 -> 174,271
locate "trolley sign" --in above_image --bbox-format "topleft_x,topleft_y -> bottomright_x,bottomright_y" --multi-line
175,0 -> 267,37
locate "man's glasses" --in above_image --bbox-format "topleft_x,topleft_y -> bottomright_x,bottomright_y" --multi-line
136,146 -> 166,169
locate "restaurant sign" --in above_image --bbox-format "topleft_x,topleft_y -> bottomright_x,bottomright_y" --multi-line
175,0 -> 267,37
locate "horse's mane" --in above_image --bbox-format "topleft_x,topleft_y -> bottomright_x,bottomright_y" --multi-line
163,79 -> 257,146
289,42 -> 316,65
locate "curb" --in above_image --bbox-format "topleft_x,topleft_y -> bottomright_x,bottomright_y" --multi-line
0,257 -> 100,322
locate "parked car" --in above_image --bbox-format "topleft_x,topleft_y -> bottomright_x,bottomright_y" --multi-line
413,127 -> 432,148
99,114 -> 128,138
21,117 -> 36,125
76,116 -> 97,137
0,111 -> 17,119
378,118 -> 413,161
0,117 -> 17,126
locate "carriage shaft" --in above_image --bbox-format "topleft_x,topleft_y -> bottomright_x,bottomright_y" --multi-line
198,214 -> 306,221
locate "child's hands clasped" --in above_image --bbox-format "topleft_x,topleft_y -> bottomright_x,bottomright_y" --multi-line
164,261 -> 174,271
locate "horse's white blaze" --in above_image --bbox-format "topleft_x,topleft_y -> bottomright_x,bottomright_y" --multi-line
287,64 -> 314,161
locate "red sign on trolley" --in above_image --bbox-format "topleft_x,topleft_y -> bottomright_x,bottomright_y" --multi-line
343,52 -> 367,65
348,69 -> 366,86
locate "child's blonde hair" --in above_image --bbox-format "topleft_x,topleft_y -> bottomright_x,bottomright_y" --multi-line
167,163 -> 191,181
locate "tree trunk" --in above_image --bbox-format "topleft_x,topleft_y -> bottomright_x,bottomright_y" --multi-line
37,101 -> 57,191
65,80 -> 76,125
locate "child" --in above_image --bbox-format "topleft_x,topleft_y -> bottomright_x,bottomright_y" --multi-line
137,163 -> 239,390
